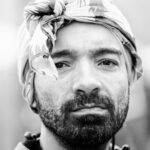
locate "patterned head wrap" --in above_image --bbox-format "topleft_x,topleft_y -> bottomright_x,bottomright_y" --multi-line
18,0 -> 143,103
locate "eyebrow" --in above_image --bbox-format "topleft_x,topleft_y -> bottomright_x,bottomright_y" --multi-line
91,48 -> 122,58
51,49 -> 76,59
51,48 -> 122,59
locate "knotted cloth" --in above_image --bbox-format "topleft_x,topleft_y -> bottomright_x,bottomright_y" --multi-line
17,0 -> 143,103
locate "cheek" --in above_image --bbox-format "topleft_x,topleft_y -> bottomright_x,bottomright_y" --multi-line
104,72 -> 129,107
103,74 -> 129,119
34,74 -> 72,109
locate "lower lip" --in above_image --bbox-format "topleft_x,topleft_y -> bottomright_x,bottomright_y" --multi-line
70,107 -> 108,117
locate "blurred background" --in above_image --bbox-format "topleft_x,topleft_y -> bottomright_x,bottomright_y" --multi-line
0,0 -> 149,150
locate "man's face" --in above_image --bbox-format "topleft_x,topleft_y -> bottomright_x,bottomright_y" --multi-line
34,22 -> 129,147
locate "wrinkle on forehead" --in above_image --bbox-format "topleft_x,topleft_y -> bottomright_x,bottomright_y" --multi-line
54,22 -> 123,53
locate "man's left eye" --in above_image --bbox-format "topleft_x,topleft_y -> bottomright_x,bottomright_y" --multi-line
97,59 -> 118,69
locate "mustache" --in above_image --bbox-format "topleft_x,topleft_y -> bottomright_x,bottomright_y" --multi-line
61,90 -> 115,114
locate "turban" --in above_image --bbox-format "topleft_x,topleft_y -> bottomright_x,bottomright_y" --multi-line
18,0 -> 143,103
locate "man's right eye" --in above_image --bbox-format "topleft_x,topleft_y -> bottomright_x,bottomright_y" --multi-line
55,62 -> 70,69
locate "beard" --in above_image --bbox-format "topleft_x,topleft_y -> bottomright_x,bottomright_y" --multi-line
35,89 -> 129,149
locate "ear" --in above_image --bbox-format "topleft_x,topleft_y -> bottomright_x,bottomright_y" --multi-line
28,85 -> 39,114
23,71 -> 39,114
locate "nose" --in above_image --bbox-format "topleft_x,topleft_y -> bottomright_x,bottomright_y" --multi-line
72,61 -> 102,94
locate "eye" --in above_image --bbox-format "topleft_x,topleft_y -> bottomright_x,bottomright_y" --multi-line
100,59 -> 116,66
97,59 -> 118,70
55,62 -> 70,69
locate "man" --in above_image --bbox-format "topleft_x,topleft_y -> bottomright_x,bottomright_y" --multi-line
15,0 -> 143,150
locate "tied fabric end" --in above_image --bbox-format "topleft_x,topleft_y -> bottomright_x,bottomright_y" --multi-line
54,0 -> 67,15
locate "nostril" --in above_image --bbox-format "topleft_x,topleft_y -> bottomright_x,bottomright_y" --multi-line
91,88 -> 99,94
73,78 -> 101,95
75,88 -> 99,96
76,89 -> 85,95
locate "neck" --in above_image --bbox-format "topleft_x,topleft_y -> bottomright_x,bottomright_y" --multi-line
40,124 -> 111,150
40,124 -> 65,150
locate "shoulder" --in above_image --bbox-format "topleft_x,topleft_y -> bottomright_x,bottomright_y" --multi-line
14,132 -> 42,150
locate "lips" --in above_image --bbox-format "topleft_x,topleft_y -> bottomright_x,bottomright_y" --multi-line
69,103 -> 109,118
71,103 -> 107,112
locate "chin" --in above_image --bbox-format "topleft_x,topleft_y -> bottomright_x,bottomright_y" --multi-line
56,123 -> 114,149
46,114 -> 116,147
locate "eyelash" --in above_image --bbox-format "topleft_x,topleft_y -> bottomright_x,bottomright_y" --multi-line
97,59 -> 119,69
55,62 -> 70,69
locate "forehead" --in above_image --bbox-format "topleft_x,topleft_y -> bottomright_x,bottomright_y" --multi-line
53,22 -> 122,54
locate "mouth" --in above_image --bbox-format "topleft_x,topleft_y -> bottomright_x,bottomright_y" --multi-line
70,104 -> 108,117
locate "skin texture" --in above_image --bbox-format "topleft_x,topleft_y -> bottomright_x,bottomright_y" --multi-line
33,22 -> 130,150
